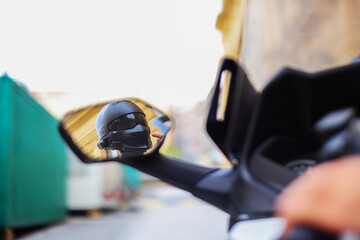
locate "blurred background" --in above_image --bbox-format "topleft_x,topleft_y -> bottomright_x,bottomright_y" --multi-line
0,0 -> 223,108
2,0 -> 360,239
0,0 -> 228,166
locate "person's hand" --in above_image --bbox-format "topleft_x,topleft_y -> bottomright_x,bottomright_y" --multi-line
275,155 -> 360,235
152,133 -> 164,144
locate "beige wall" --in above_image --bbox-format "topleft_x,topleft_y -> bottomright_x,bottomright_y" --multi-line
241,0 -> 360,89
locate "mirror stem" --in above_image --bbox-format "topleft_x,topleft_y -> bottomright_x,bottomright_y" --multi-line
119,153 -> 218,193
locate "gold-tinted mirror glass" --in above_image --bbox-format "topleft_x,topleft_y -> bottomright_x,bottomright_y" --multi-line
61,98 -> 171,161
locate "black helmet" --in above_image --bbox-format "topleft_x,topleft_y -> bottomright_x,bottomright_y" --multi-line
95,100 -> 152,155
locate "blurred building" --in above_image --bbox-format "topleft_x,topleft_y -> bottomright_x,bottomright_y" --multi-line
170,101 -> 230,168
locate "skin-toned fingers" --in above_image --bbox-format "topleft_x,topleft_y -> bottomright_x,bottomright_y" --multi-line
152,133 -> 164,139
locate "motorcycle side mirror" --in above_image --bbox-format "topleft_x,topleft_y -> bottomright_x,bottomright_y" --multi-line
58,97 -> 172,163
58,97 -> 223,206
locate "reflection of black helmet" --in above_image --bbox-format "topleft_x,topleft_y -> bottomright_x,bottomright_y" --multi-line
95,100 -> 152,155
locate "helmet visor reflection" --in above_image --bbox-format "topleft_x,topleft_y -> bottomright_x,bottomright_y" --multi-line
108,113 -> 148,131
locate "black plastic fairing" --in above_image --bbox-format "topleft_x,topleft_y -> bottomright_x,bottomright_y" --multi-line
246,61 -> 360,159
207,58 -> 258,164
243,60 -> 360,192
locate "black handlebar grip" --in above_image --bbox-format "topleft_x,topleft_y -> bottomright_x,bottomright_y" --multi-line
278,225 -> 339,240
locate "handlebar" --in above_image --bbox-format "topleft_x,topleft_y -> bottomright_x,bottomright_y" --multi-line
277,107 -> 360,240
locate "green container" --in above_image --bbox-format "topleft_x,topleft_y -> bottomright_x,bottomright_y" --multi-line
0,74 -> 67,228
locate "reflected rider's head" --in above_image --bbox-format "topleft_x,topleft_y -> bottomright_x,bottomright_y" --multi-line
95,100 -> 152,157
